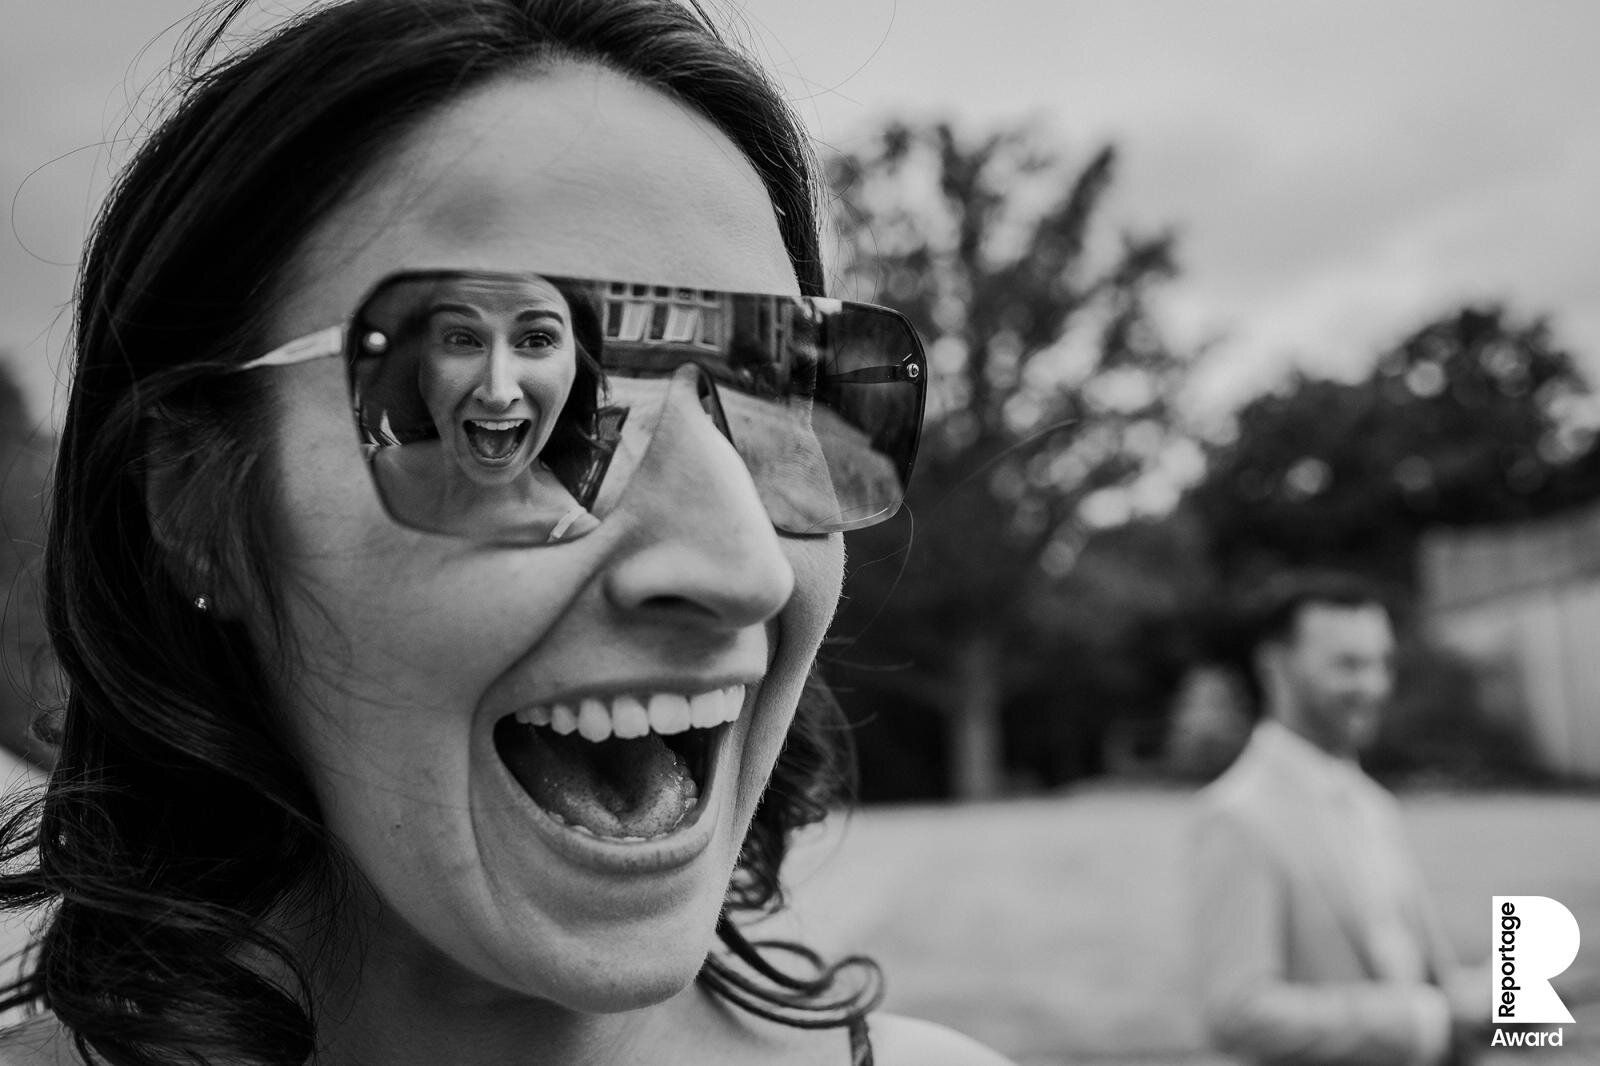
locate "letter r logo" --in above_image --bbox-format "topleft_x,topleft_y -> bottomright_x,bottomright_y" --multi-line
1492,895 -> 1581,1024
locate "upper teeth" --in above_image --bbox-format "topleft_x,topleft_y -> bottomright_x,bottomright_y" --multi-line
468,419 -> 525,431
512,686 -> 746,742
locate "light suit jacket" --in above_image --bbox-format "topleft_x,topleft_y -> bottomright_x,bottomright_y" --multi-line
1190,722 -> 1462,1066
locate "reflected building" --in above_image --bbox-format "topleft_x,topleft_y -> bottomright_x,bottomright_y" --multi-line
599,281 -> 805,398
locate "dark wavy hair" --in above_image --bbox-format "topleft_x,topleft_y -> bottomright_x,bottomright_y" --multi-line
538,277 -> 608,495
0,1 -> 879,1062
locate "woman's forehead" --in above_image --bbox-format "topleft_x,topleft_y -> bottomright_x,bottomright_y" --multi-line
276,63 -> 797,342
428,276 -> 570,320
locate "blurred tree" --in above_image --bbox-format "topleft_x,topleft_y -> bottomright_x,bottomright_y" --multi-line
0,356 -> 55,766
1186,305 -> 1600,588
1000,512 -> 1213,787
827,122 -> 1192,798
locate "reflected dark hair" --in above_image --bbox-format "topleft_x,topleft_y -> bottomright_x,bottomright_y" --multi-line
541,277 -> 609,495
0,1 -> 869,1062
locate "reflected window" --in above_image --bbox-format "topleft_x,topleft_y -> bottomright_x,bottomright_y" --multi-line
604,282 -> 724,350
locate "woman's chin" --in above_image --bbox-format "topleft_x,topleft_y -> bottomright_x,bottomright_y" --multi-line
567,958 -> 704,1015
486,922 -> 717,1016
451,448 -> 536,488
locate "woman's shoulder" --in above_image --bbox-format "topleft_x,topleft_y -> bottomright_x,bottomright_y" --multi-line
865,1013 -> 1015,1066
0,1013 -> 79,1066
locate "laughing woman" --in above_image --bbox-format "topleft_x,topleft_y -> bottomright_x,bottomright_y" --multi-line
366,272 -> 604,543
0,2 -> 1010,1065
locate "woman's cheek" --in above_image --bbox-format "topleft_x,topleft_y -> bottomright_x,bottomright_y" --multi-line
740,533 -> 844,802
790,533 -> 846,644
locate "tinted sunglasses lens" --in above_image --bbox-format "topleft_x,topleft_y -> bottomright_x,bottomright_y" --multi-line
347,272 -> 925,544
719,298 -> 924,533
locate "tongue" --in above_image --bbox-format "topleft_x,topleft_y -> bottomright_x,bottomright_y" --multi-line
464,422 -> 522,461
498,724 -> 700,839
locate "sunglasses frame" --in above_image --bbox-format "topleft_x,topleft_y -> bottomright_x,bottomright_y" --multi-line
241,269 -> 928,538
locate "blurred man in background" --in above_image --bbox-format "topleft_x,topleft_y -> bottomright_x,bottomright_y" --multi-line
1190,570 -> 1486,1065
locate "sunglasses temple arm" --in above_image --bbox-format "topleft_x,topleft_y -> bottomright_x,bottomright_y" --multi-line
238,324 -> 346,370
825,363 -> 921,385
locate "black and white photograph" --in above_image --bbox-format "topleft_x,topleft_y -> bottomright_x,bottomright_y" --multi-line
1,2 -> 1598,1063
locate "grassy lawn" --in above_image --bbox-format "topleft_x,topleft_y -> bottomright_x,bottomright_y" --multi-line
763,785 -> 1600,1065
3,764 -> 1596,1062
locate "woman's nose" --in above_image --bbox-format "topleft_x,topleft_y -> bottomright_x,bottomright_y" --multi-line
602,366 -> 794,630
474,341 -> 522,411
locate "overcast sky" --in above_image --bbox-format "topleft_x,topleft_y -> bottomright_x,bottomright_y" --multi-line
4,0 -> 1598,430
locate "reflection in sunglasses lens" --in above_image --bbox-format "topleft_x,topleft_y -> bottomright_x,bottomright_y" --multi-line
348,272 -> 925,543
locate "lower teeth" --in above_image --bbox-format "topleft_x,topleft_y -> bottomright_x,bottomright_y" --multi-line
465,423 -> 523,460
547,787 -> 699,842
495,721 -> 706,840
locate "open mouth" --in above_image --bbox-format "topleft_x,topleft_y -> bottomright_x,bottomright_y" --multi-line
463,418 -> 531,463
493,686 -> 744,842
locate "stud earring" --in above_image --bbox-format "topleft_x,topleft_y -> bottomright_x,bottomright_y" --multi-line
193,594 -> 211,613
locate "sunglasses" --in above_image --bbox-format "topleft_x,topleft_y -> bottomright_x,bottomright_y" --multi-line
244,270 -> 927,545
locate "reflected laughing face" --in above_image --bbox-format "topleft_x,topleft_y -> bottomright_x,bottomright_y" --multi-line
415,275 -> 578,485
260,64 -> 840,1014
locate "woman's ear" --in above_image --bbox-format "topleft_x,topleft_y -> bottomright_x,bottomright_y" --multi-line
144,414 -> 229,617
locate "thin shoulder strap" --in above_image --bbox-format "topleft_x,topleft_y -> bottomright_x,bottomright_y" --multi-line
848,1014 -> 873,1066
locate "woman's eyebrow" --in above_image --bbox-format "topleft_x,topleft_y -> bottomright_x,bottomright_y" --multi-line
514,307 -> 567,325
424,301 -> 566,325
426,301 -> 485,319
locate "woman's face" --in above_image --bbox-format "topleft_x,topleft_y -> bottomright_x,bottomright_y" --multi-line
414,275 -> 578,485
261,65 -> 841,1012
